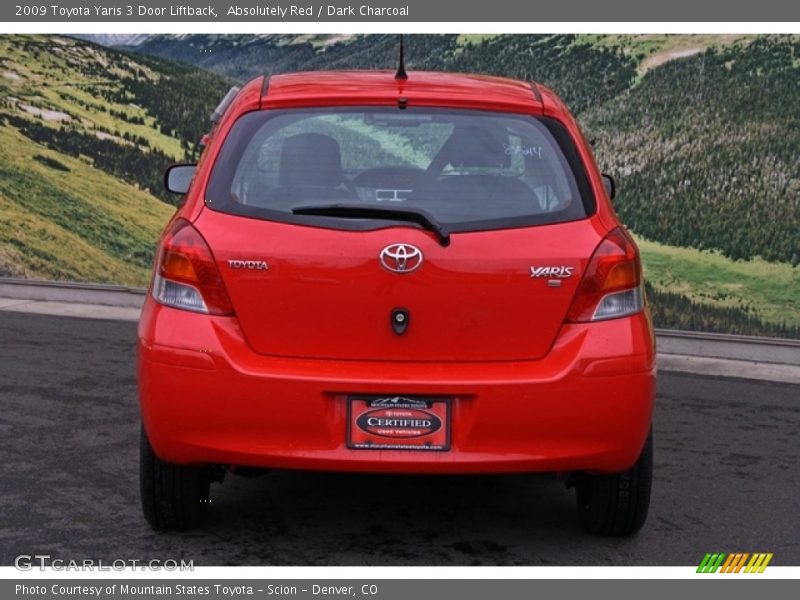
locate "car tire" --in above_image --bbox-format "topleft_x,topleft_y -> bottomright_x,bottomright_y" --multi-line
140,427 -> 211,530
576,430 -> 653,536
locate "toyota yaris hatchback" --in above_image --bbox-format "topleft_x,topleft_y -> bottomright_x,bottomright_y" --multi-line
138,69 -> 655,536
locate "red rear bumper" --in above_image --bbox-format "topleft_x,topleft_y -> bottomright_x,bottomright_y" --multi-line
138,299 -> 655,474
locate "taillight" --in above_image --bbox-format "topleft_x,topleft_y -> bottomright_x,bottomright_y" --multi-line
566,227 -> 644,323
152,219 -> 234,315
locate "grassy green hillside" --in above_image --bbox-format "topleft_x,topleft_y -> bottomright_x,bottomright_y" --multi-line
0,35 -> 231,202
638,237 -> 799,335
0,35 -> 231,283
0,122 -> 172,284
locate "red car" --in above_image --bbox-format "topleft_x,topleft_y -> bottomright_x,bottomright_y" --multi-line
138,68 -> 655,536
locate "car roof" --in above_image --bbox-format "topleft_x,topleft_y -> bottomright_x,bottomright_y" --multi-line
260,70 -> 548,115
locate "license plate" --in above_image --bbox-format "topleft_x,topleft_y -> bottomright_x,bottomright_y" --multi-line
347,395 -> 451,451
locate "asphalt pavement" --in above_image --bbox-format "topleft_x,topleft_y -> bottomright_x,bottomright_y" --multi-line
0,311 -> 798,566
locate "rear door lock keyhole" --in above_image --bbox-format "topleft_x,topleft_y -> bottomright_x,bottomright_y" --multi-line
391,308 -> 410,335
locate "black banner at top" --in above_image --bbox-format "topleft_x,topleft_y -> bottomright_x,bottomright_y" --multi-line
4,0 -> 800,22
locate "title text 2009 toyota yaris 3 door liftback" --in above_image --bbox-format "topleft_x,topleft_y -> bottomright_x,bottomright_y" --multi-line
138,69 -> 655,536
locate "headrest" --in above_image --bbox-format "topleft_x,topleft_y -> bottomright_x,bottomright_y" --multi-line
437,126 -> 511,170
279,133 -> 343,188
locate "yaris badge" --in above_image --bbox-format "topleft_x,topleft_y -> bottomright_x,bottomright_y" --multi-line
380,244 -> 423,273
530,266 -> 574,278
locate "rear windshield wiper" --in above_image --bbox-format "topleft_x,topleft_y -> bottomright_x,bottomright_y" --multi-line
292,204 -> 451,247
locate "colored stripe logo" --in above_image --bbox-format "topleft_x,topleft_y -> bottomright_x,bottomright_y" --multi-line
697,553 -> 773,573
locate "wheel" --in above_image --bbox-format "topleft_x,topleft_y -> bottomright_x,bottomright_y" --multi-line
139,427 -> 211,530
575,431 -> 653,536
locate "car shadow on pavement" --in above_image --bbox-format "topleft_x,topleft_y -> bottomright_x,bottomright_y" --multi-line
190,470 -> 605,565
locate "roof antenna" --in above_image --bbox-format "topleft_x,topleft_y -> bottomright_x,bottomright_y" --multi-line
395,35 -> 408,81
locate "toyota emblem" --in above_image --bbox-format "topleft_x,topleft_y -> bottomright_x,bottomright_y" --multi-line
380,243 -> 423,273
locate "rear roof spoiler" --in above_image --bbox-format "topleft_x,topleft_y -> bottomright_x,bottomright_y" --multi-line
210,86 -> 241,123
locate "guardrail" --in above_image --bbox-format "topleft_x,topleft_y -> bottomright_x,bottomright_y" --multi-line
1,277 -> 798,366
0,277 -> 145,308
656,329 -> 800,366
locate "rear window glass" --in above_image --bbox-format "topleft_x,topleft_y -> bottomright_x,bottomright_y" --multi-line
206,107 -> 594,232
